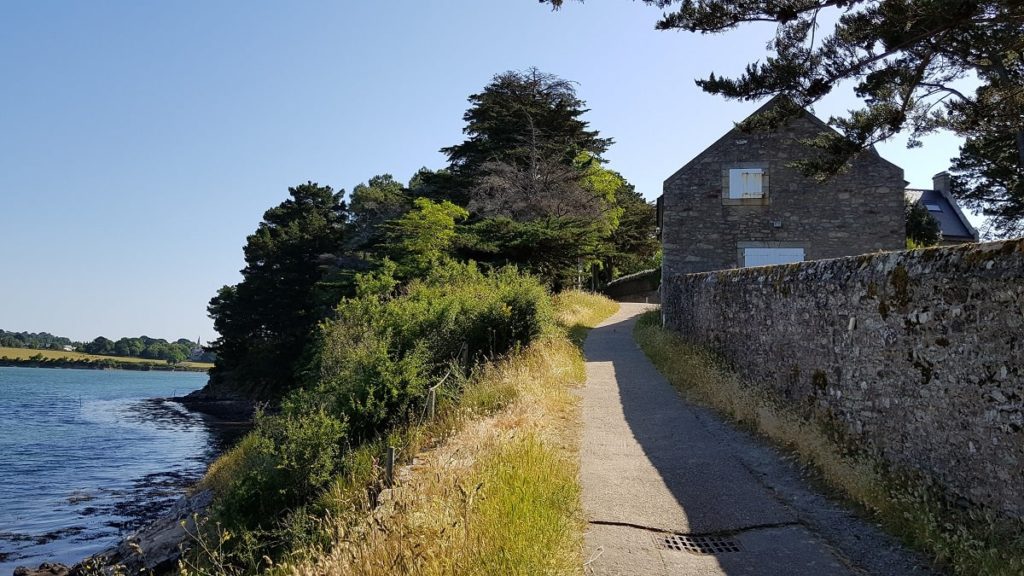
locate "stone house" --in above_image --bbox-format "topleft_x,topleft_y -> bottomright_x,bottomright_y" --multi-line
905,171 -> 979,245
661,98 -> 906,279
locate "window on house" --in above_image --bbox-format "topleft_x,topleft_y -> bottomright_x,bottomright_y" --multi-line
743,247 -> 804,268
728,168 -> 764,199
925,203 -> 942,212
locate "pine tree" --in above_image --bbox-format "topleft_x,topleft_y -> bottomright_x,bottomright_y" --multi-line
207,182 -> 348,399
436,68 -> 612,205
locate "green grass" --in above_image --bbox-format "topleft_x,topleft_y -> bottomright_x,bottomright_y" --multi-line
230,291 -> 619,576
0,345 -> 213,370
463,435 -> 581,575
633,309 -> 1024,576
552,290 -> 619,347
1,346 -> 162,363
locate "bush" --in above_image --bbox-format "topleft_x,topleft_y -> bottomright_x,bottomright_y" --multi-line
201,262 -> 552,567
304,261 -> 550,442
214,409 -> 348,530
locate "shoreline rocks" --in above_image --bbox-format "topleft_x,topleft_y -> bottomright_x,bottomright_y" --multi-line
12,491 -> 214,576
175,388 -> 256,422
13,563 -> 69,576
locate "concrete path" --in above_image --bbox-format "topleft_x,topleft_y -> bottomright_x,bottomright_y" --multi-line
580,303 -> 938,576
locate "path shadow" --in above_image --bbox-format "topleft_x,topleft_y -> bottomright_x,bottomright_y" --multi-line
585,312 -> 798,529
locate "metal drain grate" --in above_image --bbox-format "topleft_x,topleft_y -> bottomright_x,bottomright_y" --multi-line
657,533 -> 741,555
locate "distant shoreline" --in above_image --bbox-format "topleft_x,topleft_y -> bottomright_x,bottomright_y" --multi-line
0,358 -> 211,373
0,345 -> 213,374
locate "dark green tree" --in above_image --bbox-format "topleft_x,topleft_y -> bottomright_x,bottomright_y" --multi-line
0,330 -> 75,350
346,174 -> 410,253
83,336 -> 114,355
407,167 -> 456,205
906,199 -> 943,247
114,338 -> 132,357
437,68 -> 613,205
951,129 -> 1024,238
546,0 -> 1024,236
207,182 -> 348,400
457,216 -> 607,290
605,181 -> 659,280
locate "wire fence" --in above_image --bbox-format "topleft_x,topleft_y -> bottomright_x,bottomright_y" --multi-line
383,342 -> 470,488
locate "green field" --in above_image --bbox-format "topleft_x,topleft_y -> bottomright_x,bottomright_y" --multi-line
0,346 -> 214,370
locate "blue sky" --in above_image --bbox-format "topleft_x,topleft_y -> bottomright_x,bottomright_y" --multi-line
0,2 -> 965,342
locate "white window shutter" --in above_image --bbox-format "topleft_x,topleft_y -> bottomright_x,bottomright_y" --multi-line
743,247 -> 804,267
728,168 -> 764,198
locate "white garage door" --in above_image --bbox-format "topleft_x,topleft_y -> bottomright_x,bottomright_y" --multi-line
743,247 -> 805,267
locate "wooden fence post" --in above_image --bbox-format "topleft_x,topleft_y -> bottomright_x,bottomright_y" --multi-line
385,446 -> 395,488
460,342 -> 469,376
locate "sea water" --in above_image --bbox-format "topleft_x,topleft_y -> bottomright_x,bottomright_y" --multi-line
0,367 -> 233,573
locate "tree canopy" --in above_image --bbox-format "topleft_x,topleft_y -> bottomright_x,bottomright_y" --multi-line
202,70 -> 657,401
435,68 -> 613,205
546,0 -> 1024,236
432,69 -> 655,287
207,182 -> 348,399
905,199 -> 943,247
0,330 -> 75,350
347,174 -> 410,252
385,197 -> 469,279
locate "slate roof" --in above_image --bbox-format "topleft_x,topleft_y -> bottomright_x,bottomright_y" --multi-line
905,188 -> 978,242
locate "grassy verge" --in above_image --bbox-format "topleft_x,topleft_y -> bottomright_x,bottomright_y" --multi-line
633,309 -> 1024,576
0,346 -> 212,372
260,291 -> 617,576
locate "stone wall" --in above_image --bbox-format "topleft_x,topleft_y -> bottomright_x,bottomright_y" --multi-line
662,102 -> 905,279
662,240 -> 1024,519
603,269 -> 661,302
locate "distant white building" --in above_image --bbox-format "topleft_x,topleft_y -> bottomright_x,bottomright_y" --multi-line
62,345 -> 75,352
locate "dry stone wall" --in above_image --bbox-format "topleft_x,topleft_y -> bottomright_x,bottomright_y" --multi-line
662,240 -> 1024,518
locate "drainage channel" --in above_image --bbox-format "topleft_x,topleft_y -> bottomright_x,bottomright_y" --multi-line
656,533 -> 742,555
588,519 -> 801,557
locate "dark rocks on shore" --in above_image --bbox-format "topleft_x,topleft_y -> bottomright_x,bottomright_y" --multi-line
175,388 -> 256,422
13,490 -> 215,576
89,489 -> 214,575
13,563 -> 70,576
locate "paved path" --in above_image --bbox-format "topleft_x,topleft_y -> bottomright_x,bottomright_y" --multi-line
580,303 -> 938,576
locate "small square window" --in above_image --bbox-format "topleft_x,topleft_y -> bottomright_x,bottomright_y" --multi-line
925,203 -> 942,212
729,168 -> 764,199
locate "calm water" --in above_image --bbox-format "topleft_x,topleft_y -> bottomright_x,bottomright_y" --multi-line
0,367 -> 236,574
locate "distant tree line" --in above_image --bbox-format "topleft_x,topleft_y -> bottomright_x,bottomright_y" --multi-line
0,330 -> 76,350
81,336 -> 215,363
0,329 -> 215,364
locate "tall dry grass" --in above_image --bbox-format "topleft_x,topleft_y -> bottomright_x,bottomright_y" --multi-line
274,291 -> 616,576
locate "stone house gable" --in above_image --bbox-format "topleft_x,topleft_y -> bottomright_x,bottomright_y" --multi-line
662,97 -> 905,279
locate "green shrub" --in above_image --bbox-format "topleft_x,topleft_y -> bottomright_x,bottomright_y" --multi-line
215,408 -> 347,530
200,262 -> 552,569
305,261 -> 550,442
